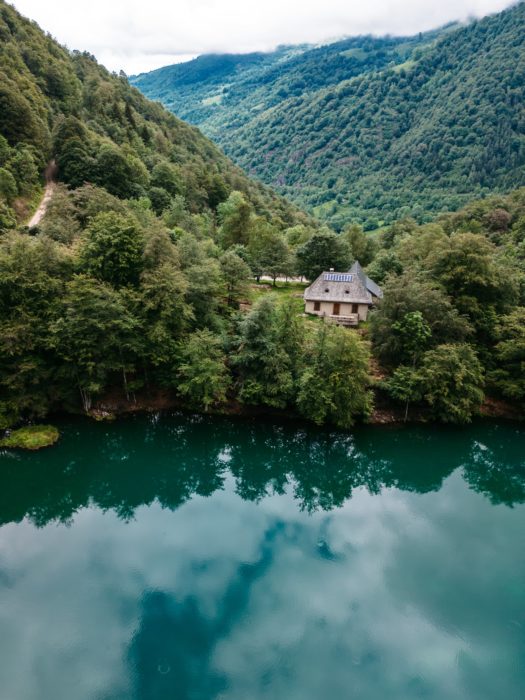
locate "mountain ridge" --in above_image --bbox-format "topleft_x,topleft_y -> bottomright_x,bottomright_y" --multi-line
132,3 -> 525,228
0,0 -> 309,230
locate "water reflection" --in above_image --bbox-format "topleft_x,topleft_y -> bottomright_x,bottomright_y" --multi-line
129,526 -> 278,700
0,415 -> 524,700
0,415 -> 524,527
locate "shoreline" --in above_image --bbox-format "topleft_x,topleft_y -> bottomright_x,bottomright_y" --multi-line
2,390 -> 521,452
85,388 -> 523,427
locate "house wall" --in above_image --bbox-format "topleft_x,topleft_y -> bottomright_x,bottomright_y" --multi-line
305,300 -> 370,321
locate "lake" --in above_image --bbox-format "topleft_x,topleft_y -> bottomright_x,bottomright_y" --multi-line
0,414 -> 524,699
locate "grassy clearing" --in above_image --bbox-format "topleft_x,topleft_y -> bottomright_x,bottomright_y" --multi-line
393,59 -> 417,73
202,94 -> 222,106
340,48 -> 367,61
248,280 -> 308,313
246,280 -> 328,331
0,425 -> 59,450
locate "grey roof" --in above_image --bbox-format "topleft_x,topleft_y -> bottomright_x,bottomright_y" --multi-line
304,269 -> 373,304
349,261 -> 383,299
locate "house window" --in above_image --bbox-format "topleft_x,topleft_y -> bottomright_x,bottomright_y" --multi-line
314,301 -> 321,311
352,304 -> 358,314
333,303 -> 340,316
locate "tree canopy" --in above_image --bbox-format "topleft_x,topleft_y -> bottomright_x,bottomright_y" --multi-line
132,3 -> 525,229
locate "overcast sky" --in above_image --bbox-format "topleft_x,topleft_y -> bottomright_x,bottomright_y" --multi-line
10,0 -> 516,75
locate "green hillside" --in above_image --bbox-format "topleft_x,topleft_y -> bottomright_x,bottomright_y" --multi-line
132,3 -> 525,229
130,32 -> 438,139
0,0 -> 306,229
1,0 -> 524,430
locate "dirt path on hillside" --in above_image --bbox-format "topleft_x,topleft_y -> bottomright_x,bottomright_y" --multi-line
27,160 -> 57,228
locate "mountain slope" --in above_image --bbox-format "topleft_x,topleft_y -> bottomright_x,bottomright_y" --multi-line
130,32 -> 441,138
132,3 -> 525,229
0,0 -> 307,229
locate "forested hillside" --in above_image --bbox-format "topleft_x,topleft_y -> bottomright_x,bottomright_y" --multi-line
0,0 -> 305,229
1,0 -> 524,431
133,3 -> 525,229
131,30 -> 441,137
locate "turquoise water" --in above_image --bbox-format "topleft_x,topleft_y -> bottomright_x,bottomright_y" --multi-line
0,414 -> 524,699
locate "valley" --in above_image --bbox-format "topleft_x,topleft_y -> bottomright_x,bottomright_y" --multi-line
133,4 -> 525,229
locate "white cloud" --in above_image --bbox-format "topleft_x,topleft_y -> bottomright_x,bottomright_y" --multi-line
8,0 -> 517,74
0,470 -> 523,698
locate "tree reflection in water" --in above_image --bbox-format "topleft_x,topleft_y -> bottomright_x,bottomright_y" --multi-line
0,413 -> 523,528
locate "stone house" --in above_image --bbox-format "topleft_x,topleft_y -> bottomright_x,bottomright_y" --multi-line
303,261 -> 383,326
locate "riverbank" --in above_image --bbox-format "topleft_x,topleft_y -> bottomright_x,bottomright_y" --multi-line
85,387 -> 522,426
3,389 -> 520,451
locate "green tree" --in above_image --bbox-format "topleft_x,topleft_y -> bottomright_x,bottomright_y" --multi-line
219,250 -> 252,307
48,276 -> 139,411
149,186 -> 172,215
276,298 -> 306,383
427,232 -> 519,354
184,258 -> 223,329
53,116 -> 96,188
39,185 -> 81,244
248,220 -> 293,283
177,330 -> 231,410
0,168 -> 17,203
490,308 -> 525,403
0,78 -> 48,151
80,212 -> 144,288
391,311 -> 432,366
365,249 -> 403,285
56,137 -> 95,189
138,263 -> 191,384
386,366 -> 421,422
206,173 -> 230,209
94,143 -> 148,199
418,344 -> 485,423
396,224 -> 449,268
7,146 -> 39,195
296,232 -> 351,280
386,311 -> 431,420
430,233 -> 503,301
285,224 -> 313,247
233,296 -> 295,408
0,234 -> 69,421
150,161 -> 184,197
297,324 -> 372,428
0,201 -> 16,233
218,191 -> 254,247
342,223 -> 377,266
370,274 -> 472,367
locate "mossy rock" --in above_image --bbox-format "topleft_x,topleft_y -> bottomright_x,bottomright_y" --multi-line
0,425 -> 59,450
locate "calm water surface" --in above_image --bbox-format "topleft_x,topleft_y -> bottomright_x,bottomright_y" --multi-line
0,414 -> 524,700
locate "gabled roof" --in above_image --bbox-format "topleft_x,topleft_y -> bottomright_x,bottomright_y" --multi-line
349,261 -> 383,299
304,269 -> 372,304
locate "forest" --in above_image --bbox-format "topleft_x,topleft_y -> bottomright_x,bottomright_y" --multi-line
0,0 -> 524,432
133,3 -> 525,230
0,0 -> 306,232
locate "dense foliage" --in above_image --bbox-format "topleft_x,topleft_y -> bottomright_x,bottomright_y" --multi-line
3,185 -> 523,429
0,181 -> 374,430
133,3 -> 525,229
370,187 -> 525,420
0,1 -> 523,430
0,0 -> 307,229
131,31 -> 437,132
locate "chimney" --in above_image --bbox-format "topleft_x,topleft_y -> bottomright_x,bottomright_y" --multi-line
329,267 -> 334,272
